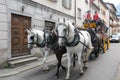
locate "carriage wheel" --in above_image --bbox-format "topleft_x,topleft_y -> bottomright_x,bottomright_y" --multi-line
107,38 -> 110,50
103,39 -> 107,53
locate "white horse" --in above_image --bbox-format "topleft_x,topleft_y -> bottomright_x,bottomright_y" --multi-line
56,20 -> 93,79
27,29 -> 49,69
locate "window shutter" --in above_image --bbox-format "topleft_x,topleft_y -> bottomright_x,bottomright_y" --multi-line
62,0 -> 66,8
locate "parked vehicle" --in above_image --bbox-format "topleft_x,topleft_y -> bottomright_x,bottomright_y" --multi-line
110,34 -> 120,42
116,33 -> 120,38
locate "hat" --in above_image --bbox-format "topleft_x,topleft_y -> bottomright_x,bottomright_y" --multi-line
87,10 -> 91,13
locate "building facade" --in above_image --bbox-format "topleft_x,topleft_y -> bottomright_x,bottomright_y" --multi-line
0,0 -> 75,68
0,0 -> 118,68
75,0 -> 90,27
106,3 -> 118,34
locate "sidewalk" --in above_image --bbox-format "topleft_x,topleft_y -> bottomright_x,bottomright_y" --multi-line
0,54 -> 66,78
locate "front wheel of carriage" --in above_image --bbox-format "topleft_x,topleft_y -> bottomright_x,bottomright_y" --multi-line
107,38 -> 110,50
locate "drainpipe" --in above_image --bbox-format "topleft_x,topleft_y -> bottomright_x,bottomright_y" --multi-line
75,0 -> 77,26
108,9 -> 111,36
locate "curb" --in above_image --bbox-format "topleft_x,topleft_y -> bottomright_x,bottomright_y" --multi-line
0,54 -> 67,78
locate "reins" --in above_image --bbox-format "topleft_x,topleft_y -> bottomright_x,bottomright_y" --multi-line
78,31 -> 90,49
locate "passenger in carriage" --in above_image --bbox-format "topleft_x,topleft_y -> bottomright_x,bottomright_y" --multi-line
93,11 -> 100,32
93,11 -> 99,21
83,10 -> 92,25
86,10 -> 92,21
86,10 -> 92,20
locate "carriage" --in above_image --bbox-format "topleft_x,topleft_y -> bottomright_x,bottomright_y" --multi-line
83,19 -> 110,53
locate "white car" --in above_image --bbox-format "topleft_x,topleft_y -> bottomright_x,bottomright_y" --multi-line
110,34 -> 120,42
116,33 -> 120,37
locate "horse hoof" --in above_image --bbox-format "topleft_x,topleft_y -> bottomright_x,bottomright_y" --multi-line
84,66 -> 88,70
62,67 -> 66,71
55,75 -> 59,79
43,66 -> 50,71
95,54 -> 99,58
80,72 -> 84,75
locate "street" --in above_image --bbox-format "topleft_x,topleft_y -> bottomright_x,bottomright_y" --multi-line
0,43 -> 120,80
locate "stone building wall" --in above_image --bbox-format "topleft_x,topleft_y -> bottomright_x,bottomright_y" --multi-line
0,0 -> 74,68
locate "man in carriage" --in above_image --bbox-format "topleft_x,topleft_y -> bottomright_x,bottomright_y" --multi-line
86,10 -> 92,20
84,10 -> 92,23
93,11 -> 99,22
93,11 -> 100,32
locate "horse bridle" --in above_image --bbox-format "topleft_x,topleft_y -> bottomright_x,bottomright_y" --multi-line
57,23 -> 70,42
28,33 -> 39,45
44,30 -> 52,45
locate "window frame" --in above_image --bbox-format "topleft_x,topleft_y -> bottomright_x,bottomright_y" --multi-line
77,8 -> 81,19
49,0 -> 57,2
62,0 -> 72,10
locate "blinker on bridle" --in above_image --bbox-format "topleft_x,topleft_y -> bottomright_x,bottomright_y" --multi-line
28,30 -> 39,45
57,23 -> 70,41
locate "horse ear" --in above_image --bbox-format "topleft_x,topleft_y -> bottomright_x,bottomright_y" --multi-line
36,33 -> 39,37
26,29 -> 31,33
34,25 -> 35,27
58,18 -> 60,22
25,27 -> 30,32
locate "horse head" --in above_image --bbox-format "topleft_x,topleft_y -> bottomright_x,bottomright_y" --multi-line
27,29 -> 37,49
27,29 -> 44,49
56,20 -> 74,47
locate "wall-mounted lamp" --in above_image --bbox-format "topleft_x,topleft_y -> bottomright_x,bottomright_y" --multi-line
49,14 -> 53,19
21,5 -> 25,12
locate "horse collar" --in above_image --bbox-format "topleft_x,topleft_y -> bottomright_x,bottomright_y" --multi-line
66,29 -> 80,47
37,41 -> 45,48
36,37 -> 45,48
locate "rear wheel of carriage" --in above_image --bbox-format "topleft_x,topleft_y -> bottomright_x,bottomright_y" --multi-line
103,39 -> 107,53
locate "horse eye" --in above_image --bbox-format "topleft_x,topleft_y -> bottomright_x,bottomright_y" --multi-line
30,36 -> 34,40
56,30 -> 58,33
63,29 -> 66,31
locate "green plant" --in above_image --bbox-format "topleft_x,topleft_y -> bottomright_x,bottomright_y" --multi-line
4,63 -> 11,68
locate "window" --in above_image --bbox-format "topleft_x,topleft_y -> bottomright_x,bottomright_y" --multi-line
77,8 -> 81,19
49,0 -> 57,2
101,10 -> 106,16
85,0 -> 88,4
62,0 -> 71,9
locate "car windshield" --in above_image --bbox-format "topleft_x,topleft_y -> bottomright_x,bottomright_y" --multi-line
112,35 -> 118,38
117,33 -> 120,35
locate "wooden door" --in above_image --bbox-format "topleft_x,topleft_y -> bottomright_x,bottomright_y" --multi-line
11,14 -> 31,57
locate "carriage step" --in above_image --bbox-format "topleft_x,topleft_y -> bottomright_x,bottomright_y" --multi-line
8,56 -> 38,68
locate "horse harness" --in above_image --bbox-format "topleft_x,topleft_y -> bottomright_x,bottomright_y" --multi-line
65,28 -> 90,49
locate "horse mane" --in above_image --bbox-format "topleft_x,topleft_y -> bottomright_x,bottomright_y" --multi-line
31,29 -> 44,36
28,28 -> 44,42
66,21 -> 75,33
